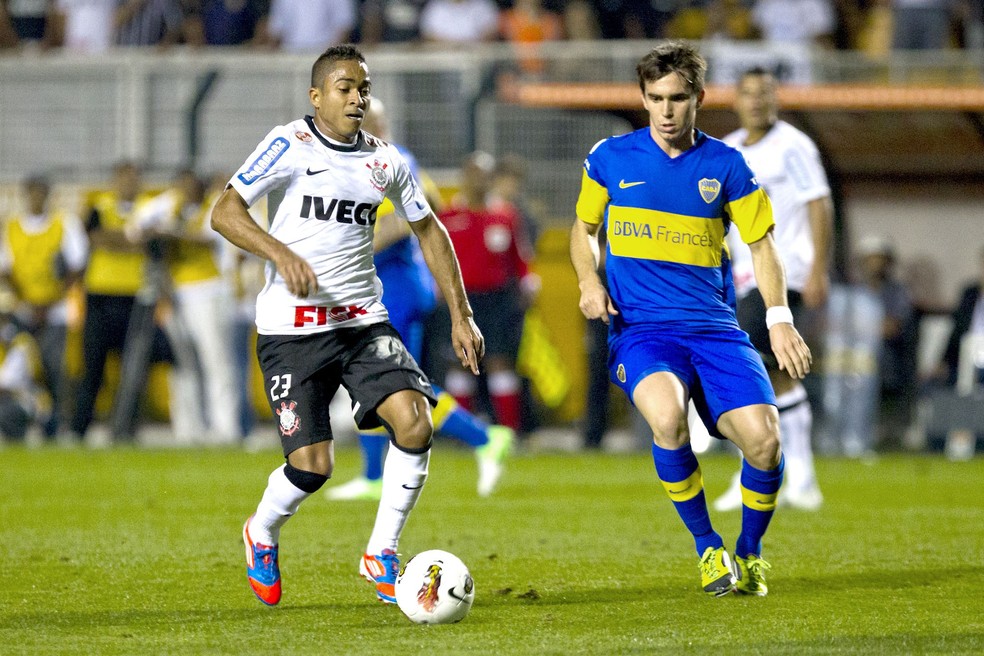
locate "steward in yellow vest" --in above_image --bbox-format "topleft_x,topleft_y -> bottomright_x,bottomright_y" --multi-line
68,162 -> 172,441
0,174 -> 88,438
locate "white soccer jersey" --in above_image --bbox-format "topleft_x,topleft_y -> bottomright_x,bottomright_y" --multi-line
229,116 -> 431,335
723,120 -> 830,296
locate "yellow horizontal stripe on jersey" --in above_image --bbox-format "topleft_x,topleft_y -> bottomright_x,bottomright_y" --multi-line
607,205 -> 725,267
377,197 -> 396,218
660,468 -> 704,503
725,187 -> 774,244
741,485 -> 778,511
575,170 -> 609,225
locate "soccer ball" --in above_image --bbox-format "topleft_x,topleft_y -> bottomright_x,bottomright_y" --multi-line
395,550 -> 475,624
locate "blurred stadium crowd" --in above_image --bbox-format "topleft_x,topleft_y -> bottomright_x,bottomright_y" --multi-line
0,0 -> 981,54
0,1 -> 981,461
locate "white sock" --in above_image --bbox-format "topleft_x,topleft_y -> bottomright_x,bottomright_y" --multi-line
776,386 -> 817,492
250,464 -> 311,545
366,446 -> 430,554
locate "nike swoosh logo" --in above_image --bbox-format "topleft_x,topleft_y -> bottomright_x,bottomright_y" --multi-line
668,484 -> 692,495
619,179 -> 645,189
402,483 -> 424,490
448,587 -> 467,601
417,376 -> 429,387
306,167 -> 330,176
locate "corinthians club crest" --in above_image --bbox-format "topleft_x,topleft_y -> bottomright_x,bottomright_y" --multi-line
698,178 -> 721,204
276,401 -> 300,437
366,159 -> 388,192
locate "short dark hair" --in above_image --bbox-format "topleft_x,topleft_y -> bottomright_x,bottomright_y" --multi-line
24,173 -> 50,193
636,40 -> 706,96
738,66 -> 775,84
311,44 -> 366,88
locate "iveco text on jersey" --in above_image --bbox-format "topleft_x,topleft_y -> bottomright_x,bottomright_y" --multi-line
299,196 -> 378,225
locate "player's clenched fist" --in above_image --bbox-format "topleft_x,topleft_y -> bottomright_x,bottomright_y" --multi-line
578,279 -> 618,325
273,248 -> 319,298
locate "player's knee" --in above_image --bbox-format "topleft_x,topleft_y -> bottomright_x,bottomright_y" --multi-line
286,444 -> 334,479
648,414 -> 690,448
393,413 -> 433,451
744,430 -> 782,470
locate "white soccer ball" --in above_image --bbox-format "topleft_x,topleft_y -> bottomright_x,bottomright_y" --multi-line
395,549 -> 475,624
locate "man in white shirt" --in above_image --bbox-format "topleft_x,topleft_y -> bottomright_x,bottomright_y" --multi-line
263,0 -> 356,51
131,169 -> 242,444
715,67 -> 833,512
419,0 -> 499,43
211,44 -> 483,607
52,0 -> 116,52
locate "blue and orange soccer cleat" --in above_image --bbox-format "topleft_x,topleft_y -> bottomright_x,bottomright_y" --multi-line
359,549 -> 400,604
243,515 -> 281,606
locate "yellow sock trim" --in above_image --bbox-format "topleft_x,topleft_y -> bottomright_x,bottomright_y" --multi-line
741,486 -> 778,511
659,468 -> 704,502
432,392 -> 458,430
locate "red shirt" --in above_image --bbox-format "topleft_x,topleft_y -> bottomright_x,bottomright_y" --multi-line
439,202 -> 532,293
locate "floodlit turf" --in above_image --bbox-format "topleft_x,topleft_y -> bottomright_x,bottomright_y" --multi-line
1,442 -> 982,655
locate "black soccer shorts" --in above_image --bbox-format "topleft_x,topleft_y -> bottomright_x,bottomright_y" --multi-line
736,288 -> 810,371
257,322 -> 437,457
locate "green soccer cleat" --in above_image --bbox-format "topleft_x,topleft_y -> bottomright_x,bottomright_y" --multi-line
475,425 -> 514,497
698,546 -> 737,597
734,554 -> 772,596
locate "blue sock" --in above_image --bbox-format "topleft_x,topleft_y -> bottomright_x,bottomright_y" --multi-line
358,433 -> 388,481
432,386 -> 488,448
735,455 -> 785,558
651,443 -> 722,555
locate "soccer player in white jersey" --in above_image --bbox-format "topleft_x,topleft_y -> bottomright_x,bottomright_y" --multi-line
211,45 -> 483,607
714,67 -> 832,512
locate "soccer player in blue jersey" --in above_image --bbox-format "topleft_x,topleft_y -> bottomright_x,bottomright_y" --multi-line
569,41 -> 812,597
324,100 -> 513,501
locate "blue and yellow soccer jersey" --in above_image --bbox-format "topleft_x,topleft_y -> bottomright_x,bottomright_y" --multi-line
576,128 -> 774,331
373,144 -> 437,358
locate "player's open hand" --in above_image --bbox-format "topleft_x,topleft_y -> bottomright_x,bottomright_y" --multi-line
770,324 -> 812,380
578,279 -> 618,325
451,316 -> 485,375
274,247 -> 319,298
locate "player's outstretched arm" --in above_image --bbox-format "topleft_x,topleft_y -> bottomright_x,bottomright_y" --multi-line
409,213 -> 484,374
748,232 -> 812,379
211,187 -> 318,298
570,218 -> 617,324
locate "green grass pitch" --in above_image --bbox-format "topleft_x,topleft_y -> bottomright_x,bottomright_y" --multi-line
1,443 -> 982,655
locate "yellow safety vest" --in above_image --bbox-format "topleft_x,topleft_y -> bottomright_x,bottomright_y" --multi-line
5,213 -> 65,306
169,195 -> 220,286
83,191 -> 147,296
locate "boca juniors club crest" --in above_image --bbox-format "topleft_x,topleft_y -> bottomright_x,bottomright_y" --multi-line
617,363 -> 627,384
276,401 -> 301,436
698,178 -> 721,204
366,159 -> 388,191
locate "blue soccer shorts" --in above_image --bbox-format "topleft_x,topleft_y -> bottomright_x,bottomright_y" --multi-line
608,325 -> 776,438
